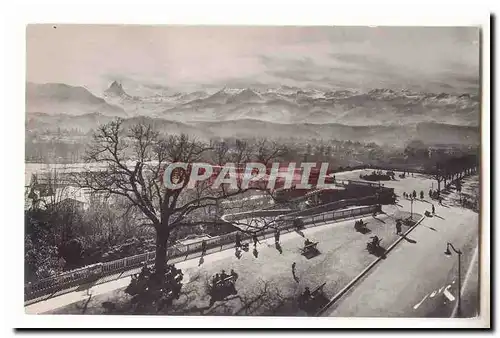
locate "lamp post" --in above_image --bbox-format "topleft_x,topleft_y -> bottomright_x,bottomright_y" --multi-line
444,242 -> 462,317
410,196 -> 414,220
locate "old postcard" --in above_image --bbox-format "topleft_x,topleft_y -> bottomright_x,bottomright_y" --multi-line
22,23 -> 488,327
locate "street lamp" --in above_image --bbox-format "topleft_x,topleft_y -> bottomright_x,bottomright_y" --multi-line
410,196 -> 414,220
444,242 -> 462,317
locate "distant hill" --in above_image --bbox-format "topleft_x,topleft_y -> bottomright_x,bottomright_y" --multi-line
26,82 -> 127,117
189,119 -> 479,147
25,113 -> 480,148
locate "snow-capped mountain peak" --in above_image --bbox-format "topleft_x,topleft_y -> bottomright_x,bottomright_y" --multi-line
104,81 -> 131,98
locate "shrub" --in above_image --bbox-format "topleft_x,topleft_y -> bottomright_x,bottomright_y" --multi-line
125,264 -> 183,312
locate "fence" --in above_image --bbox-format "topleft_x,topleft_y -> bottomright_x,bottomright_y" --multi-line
221,209 -> 292,223
279,205 -> 377,225
24,204 -> 378,302
347,180 -> 383,187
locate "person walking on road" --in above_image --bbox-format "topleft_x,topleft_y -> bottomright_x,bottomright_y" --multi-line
252,233 -> 260,247
274,228 -> 281,244
230,269 -> 239,281
292,262 -> 299,282
235,232 -> 241,248
396,219 -> 402,235
201,240 -> 207,255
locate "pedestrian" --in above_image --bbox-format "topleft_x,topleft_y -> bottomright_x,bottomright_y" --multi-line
213,273 -> 220,285
201,240 -> 207,255
274,228 -> 280,243
432,204 -> 435,214
235,247 -> 242,259
230,269 -> 239,281
235,232 -> 241,248
396,220 -> 402,235
303,287 -> 311,299
292,262 -> 298,282
252,233 -> 260,247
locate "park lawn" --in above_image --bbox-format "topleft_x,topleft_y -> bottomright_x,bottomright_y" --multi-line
47,206 -> 421,316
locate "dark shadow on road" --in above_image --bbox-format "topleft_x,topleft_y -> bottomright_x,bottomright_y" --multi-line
421,200 -> 431,204
434,215 -> 445,220
367,245 -> 387,259
253,248 -> 259,258
355,227 -> 372,235
75,279 -> 99,293
79,294 -> 93,314
401,235 -> 417,244
372,216 -> 386,224
302,248 -> 321,259
423,225 -> 438,232
295,229 -> 305,237
275,242 -> 283,254
198,256 -> 205,266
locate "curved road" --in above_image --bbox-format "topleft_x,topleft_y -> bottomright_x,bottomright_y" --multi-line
323,177 -> 481,318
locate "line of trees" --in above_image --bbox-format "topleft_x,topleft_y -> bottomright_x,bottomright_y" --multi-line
431,154 -> 479,194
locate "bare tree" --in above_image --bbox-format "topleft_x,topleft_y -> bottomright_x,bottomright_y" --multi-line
74,119 -> 286,277
430,163 -> 443,193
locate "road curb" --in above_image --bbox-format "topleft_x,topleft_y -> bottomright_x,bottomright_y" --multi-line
315,215 -> 426,316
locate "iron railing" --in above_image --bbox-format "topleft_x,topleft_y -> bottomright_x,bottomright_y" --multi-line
24,204 -> 377,302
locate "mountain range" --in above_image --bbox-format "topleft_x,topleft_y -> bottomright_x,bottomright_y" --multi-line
25,81 -> 480,147
26,82 -> 479,126
159,86 -> 479,126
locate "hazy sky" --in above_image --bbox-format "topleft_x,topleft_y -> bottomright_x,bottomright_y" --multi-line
26,25 -> 480,94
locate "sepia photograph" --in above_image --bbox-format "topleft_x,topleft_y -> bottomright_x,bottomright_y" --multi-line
19,19 -> 489,328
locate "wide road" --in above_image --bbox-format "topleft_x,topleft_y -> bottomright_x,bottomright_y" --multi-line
323,176 -> 480,318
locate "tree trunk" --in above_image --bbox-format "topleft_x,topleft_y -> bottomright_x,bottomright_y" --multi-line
154,228 -> 170,277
